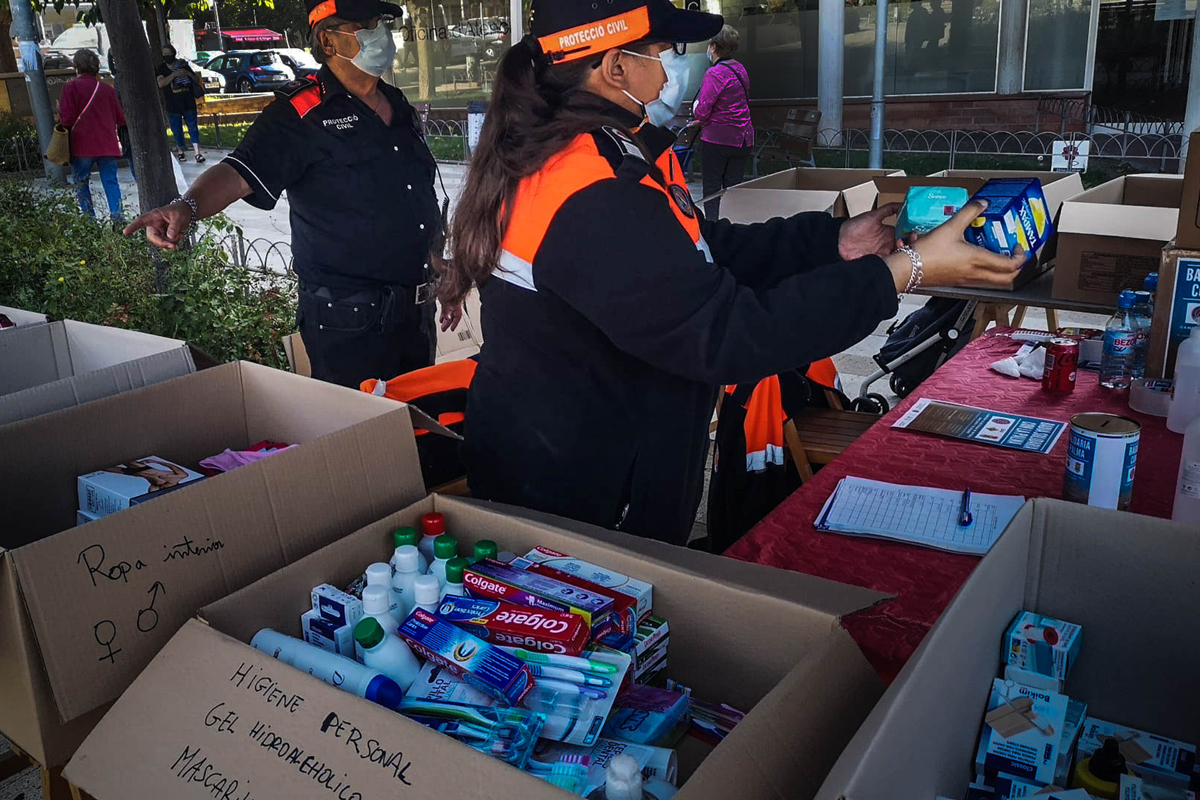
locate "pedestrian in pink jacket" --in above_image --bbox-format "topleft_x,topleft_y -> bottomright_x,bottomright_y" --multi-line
692,24 -> 753,220
59,49 -> 127,220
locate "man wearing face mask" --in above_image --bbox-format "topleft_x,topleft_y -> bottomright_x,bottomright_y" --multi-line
125,0 -> 446,389
440,0 -> 1026,545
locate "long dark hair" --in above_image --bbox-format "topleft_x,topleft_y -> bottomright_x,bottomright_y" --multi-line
440,37 -> 655,307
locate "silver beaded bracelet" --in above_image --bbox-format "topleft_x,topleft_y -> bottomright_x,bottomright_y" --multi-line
172,194 -> 199,230
897,245 -> 924,295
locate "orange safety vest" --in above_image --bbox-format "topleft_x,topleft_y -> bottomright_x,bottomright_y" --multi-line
361,359 -> 477,435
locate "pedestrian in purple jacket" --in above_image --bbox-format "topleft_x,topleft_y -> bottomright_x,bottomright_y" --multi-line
692,25 -> 753,220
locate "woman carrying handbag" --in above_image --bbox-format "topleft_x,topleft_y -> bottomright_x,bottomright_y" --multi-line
692,24 -> 753,220
57,49 -> 128,221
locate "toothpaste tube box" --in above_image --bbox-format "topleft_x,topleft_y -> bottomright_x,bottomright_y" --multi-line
518,546 -> 654,621
1078,718 -> 1197,791
975,678 -> 1070,786
399,608 -> 534,706
635,616 -> 669,658
1003,611 -> 1082,681
965,178 -> 1053,261
896,186 -> 970,237
301,609 -> 355,657
601,685 -> 690,747
77,456 -> 204,517
407,662 -> 494,706
1056,698 -> 1087,786
510,558 -> 635,649
435,595 -> 591,656
311,584 -> 364,629
464,559 -> 613,627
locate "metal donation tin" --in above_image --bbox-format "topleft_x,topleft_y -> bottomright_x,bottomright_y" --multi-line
1043,338 -> 1079,393
1064,413 -> 1141,510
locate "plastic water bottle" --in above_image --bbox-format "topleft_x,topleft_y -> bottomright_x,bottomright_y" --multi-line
440,557 -> 469,600
391,526 -> 428,574
1173,414 -> 1200,524
250,628 -> 405,710
1131,290 -> 1154,380
588,754 -> 678,800
413,574 -> 441,615
354,617 -> 421,691
1144,272 -> 1158,316
357,585 -> 403,661
391,545 -> 422,619
430,534 -> 458,589
1168,325 -> 1200,433
364,562 -> 400,616
1100,290 -> 1139,389
418,512 -> 445,566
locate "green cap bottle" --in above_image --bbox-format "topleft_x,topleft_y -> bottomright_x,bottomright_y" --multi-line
392,526 -> 419,549
353,617 -> 385,650
434,534 -> 458,560
473,539 -> 498,563
445,557 -> 470,586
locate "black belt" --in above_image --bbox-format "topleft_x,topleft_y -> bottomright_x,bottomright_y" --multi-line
302,281 -> 435,307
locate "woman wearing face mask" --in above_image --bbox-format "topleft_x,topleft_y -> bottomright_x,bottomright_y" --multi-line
126,0 -> 455,390
692,24 -> 752,220
442,0 -> 1025,546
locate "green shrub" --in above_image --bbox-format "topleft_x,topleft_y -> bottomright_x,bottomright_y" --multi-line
0,179 -> 297,370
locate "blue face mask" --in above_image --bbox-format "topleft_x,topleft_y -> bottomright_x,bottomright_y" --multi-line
333,24 -> 396,77
621,46 -> 691,127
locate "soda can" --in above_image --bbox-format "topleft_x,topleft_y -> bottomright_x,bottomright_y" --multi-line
1042,338 -> 1079,393
1064,413 -> 1140,510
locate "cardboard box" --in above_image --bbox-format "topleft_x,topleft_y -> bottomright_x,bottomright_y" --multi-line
1148,242 -> 1200,379
815,498 -> 1200,800
0,304 -> 50,328
721,168 -> 901,223
0,320 -> 197,425
1053,175 -> 1184,306
0,361 -> 439,767
64,496 -> 893,800
1174,128 -> 1200,250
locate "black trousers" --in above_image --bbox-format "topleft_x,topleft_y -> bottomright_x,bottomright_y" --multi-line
298,283 -> 436,389
700,141 -> 752,220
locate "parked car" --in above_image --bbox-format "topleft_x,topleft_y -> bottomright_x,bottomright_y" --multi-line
188,59 -> 227,92
196,50 -> 224,64
273,49 -> 319,80
206,50 -> 295,94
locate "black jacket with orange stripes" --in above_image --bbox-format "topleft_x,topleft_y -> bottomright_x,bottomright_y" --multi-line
463,101 -> 900,546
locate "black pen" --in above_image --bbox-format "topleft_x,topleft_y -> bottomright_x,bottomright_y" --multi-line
959,487 -> 973,527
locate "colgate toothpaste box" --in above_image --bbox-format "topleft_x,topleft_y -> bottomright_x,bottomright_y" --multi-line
464,559 -> 613,627
436,596 -> 591,656
510,558 -> 636,650
519,546 -> 653,621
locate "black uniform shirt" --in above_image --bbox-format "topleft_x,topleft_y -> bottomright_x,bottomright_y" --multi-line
223,66 -> 441,290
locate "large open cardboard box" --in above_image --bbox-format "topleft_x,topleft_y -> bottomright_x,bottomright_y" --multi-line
721,168 -> 900,223
1053,174 -> 1184,306
0,305 -> 50,328
0,362 -> 438,768
64,496 -> 892,800
815,499 -> 1199,800
0,319 -> 198,425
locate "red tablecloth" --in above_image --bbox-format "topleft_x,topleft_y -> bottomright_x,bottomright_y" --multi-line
724,330 -> 1182,682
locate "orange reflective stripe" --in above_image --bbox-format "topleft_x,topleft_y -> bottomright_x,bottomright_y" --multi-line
538,7 -> 651,63
289,79 -> 322,119
308,0 -> 337,26
741,376 -> 786,454
358,359 -> 477,403
438,412 -> 466,427
502,135 -> 619,263
806,358 -> 840,391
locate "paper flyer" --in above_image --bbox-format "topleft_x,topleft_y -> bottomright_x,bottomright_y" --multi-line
893,399 -> 1067,455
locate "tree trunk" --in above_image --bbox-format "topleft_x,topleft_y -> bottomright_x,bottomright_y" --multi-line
144,4 -> 165,60
153,0 -> 168,47
417,5 -> 434,100
0,9 -> 17,74
98,0 -> 177,216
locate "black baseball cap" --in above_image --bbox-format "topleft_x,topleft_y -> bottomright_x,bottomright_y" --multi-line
533,0 -> 723,63
307,0 -> 402,30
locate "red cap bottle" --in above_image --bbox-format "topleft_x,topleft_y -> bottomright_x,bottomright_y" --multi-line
421,513 -> 445,537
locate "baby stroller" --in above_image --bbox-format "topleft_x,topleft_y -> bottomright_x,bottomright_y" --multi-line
852,297 -> 979,413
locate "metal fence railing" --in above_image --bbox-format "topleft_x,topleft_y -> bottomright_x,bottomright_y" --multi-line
1035,96 -> 1186,137
0,135 -> 42,174
211,230 -> 295,276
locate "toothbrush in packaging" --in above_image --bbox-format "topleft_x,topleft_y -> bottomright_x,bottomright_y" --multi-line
399,697 -> 544,768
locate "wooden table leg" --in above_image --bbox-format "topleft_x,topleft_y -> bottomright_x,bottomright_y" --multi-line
970,304 -> 992,341
1045,308 -> 1060,332
1011,305 -> 1028,328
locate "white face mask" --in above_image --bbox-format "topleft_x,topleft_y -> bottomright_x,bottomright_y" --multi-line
620,46 -> 691,127
333,24 -> 396,77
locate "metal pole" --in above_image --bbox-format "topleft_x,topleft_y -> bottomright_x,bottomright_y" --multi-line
211,0 -> 224,51
818,0 -> 844,147
11,0 -> 66,184
510,0 -> 523,43
869,0 -> 888,169
1182,0 -> 1200,167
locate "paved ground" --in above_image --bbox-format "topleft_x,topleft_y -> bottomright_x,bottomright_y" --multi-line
2,152 -> 1108,797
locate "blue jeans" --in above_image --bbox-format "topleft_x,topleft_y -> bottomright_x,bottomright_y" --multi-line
169,109 -> 200,150
71,156 -> 122,219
